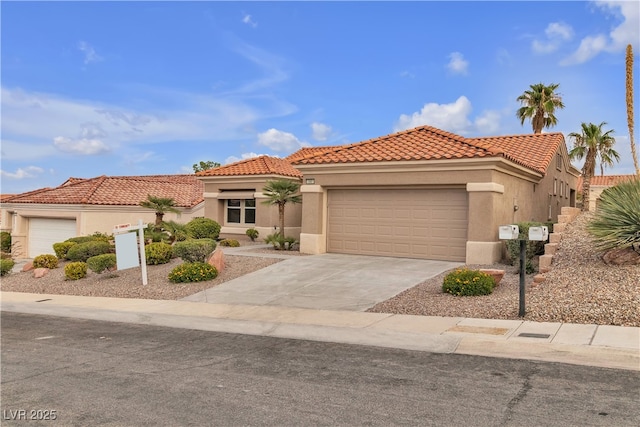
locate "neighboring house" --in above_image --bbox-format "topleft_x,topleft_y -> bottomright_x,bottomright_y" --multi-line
200,125 -> 580,264
576,174 -> 637,211
0,175 -> 204,258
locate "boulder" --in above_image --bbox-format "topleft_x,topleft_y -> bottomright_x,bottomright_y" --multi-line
479,269 -> 505,285
33,268 -> 49,278
207,248 -> 225,273
533,274 -> 546,284
22,261 -> 34,272
602,247 -> 640,266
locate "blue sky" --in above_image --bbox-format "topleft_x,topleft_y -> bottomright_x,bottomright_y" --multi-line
1,0 -> 638,194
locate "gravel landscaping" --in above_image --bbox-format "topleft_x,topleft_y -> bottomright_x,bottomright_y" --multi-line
369,212 -> 640,327
1,212 -> 638,327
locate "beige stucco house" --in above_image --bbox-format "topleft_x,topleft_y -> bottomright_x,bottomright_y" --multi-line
199,125 -> 580,264
0,175 -> 204,258
576,174 -> 637,211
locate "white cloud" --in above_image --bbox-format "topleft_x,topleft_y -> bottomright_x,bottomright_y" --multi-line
0,166 -> 45,180
224,152 -> 263,164
53,136 -> 111,155
77,41 -> 103,65
446,52 -> 469,75
532,22 -> 574,54
394,96 -> 473,134
242,13 -> 257,28
561,1 -> 639,65
311,122 -> 332,141
474,110 -> 502,135
257,128 -> 311,152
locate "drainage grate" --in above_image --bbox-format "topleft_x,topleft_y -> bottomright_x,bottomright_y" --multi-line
518,332 -> 551,339
35,299 -> 52,303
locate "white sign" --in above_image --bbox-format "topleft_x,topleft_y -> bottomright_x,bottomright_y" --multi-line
115,232 -> 140,270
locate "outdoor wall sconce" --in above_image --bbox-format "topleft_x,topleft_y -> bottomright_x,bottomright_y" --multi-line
305,178 -> 315,185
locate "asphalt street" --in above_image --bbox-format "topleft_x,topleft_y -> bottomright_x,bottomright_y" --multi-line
2,312 -> 639,427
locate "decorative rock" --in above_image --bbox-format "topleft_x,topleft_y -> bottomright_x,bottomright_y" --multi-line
22,261 -> 34,272
539,267 -> 551,274
602,247 -> 640,266
33,268 -> 49,278
208,248 -> 226,273
533,274 -> 546,284
479,269 -> 505,285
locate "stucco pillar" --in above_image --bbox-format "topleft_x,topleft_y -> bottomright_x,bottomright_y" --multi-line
299,185 -> 326,254
465,182 -> 505,264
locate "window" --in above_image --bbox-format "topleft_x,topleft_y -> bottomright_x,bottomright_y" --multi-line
556,153 -> 562,171
554,179 -> 558,196
226,199 -> 256,224
566,183 -> 569,199
560,180 -> 564,197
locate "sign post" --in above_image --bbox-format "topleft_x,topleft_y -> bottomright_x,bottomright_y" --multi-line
113,219 -> 148,285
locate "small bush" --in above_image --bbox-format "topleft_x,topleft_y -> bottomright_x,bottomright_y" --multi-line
66,241 -> 112,262
219,239 -> 240,247
65,262 -> 87,280
66,236 -> 99,244
168,262 -> 218,283
145,242 -> 173,265
53,241 -> 77,259
185,217 -> 221,240
1,231 -> 11,252
90,232 -> 112,242
442,268 -> 495,296
33,254 -> 59,269
264,234 -> 298,250
87,254 -> 117,273
0,258 -> 15,276
172,239 -> 216,263
246,228 -> 259,241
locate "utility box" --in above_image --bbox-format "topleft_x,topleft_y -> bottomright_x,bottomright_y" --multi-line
529,226 -> 549,241
499,225 -> 520,240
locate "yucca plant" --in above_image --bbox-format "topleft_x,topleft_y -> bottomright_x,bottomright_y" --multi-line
587,178 -> 640,251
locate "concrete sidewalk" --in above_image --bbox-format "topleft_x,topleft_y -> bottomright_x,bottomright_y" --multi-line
2,291 -> 638,371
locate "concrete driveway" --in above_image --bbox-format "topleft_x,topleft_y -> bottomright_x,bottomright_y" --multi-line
182,253 -> 462,311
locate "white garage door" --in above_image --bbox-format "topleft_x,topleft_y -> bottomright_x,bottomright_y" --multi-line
28,218 -> 77,258
328,189 -> 468,262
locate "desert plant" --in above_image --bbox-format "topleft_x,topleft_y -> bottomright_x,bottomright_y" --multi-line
168,262 -> 218,283
32,254 -> 59,269
162,220 -> 188,243
219,239 -> 240,247
264,234 -> 298,250
0,258 -> 15,276
145,242 -> 173,265
65,262 -> 87,280
140,195 -> 181,227
262,179 -> 302,237
516,82 -> 565,134
53,241 -> 77,259
87,254 -> 117,273
1,231 -> 11,252
144,224 -> 168,243
588,179 -> 640,251
172,238 -> 216,263
66,241 -> 112,262
185,217 -> 221,240
246,228 -> 259,241
442,268 -> 495,296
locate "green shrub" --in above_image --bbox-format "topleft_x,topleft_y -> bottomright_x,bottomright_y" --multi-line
53,241 -> 77,259
219,239 -> 240,247
0,258 -> 15,276
504,222 -> 548,273
144,225 -> 168,243
145,242 -> 173,265
33,254 -> 59,269
185,217 -> 221,240
65,236 -> 99,244
264,234 -> 298,250
442,268 -> 495,296
1,231 -> 11,252
65,262 -> 87,280
588,178 -> 640,251
66,241 -> 112,262
246,228 -> 259,241
168,262 -> 218,283
87,254 -> 117,273
172,239 -> 216,263
162,220 -> 188,243
90,232 -> 112,242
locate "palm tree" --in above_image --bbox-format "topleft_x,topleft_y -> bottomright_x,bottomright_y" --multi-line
140,195 -> 181,227
516,83 -> 565,134
261,179 -> 302,237
569,122 -> 616,211
596,139 -> 620,176
626,44 -> 639,175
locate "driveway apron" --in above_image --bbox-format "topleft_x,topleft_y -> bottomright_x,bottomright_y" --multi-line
182,253 -> 462,311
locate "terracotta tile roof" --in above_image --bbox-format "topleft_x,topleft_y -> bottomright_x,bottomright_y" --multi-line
468,132 -> 565,174
2,175 -> 204,207
0,194 -> 16,202
196,155 -> 302,178
285,146 -> 339,163
577,174 -> 637,188
292,126 -> 498,165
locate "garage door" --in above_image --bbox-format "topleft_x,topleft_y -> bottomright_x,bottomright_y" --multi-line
327,189 -> 467,261
28,218 -> 77,257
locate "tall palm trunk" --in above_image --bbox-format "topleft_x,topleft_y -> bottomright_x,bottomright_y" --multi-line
278,204 -> 285,237
626,45 -> 639,176
582,150 -> 597,211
